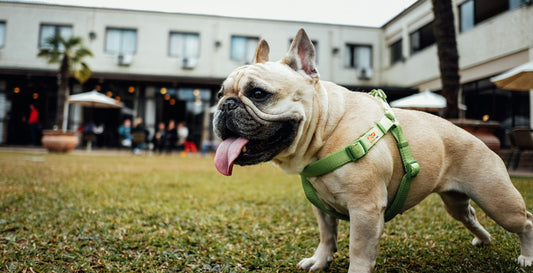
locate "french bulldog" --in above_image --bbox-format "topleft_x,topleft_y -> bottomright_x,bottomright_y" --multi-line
213,28 -> 533,272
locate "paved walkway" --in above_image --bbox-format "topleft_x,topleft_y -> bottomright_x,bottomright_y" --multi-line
1,145 -> 533,177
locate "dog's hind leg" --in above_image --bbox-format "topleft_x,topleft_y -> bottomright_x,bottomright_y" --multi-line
297,207 -> 338,272
439,191 -> 492,246
517,211 -> 533,267
460,173 -> 532,267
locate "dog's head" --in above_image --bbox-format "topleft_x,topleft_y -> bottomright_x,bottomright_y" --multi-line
214,29 -> 320,175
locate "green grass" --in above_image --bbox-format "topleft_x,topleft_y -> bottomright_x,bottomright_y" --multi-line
0,151 -> 532,272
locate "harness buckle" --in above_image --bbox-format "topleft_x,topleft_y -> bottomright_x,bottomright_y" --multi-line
405,160 -> 420,177
345,140 -> 367,162
385,110 -> 396,121
370,89 -> 387,101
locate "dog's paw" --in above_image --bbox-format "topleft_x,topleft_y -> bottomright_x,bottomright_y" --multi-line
518,255 -> 533,267
471,236 -> 491,246
297,255 -> 332,272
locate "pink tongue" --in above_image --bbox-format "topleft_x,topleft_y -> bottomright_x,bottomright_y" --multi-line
214,137 -> 249,176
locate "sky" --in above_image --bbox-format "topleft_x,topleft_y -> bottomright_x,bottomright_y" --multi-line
18,0 -> 419,27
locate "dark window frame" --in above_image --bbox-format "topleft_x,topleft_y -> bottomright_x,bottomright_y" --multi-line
409,21 -> 435,55
389,39 -> 403,65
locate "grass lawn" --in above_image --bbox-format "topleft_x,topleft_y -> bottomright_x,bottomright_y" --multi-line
1,151 -> 532,272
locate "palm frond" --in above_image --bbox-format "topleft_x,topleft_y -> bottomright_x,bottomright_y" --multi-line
44,35 -> 62,48
64,37 -> 82,49
38,34 -> 67,63
73,62 -> 92,84
37,48 -> 61,63
37,34 -> 93,84
71,47 -> 93,63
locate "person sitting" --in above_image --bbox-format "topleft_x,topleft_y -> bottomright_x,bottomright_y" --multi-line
118,118 -> 132,148
164,119 -> 178,154
152,121 -> 166,154
131,117 -> 149,154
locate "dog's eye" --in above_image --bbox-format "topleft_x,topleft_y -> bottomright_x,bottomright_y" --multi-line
250,88 -> 271,102
217,91 -> 224,100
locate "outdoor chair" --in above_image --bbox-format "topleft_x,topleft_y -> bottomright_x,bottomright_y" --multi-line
131,131 -> 147,154
507,128 -> 533,170
83,132 -> 97,151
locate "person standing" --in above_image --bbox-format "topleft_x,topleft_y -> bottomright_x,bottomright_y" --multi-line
28,104 -> 39,145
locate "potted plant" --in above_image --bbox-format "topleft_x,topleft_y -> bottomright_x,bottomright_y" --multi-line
37,34 -> 93,152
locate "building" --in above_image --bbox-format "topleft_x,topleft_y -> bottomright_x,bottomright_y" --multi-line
383,0 -> 533,144
0,0 -> 532,147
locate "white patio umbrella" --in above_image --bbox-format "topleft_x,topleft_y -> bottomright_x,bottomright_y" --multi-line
68,90 -> 123,108
491,61 -> 533,128
490,61 -> 533,91
390,90 -> 446,112
68,90 -> 123,151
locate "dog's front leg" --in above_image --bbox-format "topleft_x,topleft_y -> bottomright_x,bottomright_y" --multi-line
297,206 -> 338,272
347,207 -> 385,273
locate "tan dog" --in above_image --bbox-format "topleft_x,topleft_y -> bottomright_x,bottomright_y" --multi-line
213,28 -> 533,272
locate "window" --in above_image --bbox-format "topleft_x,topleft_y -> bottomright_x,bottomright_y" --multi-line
475,0 -> 508,23
509,0 -> 527,9
169,32 -> 200,59
389,39 -> 403,65
39,24 -> 72,50
409,21 -> 435,54
230,36 -> 259,64
177,88 -> 211,115
0,21 -> 5,48
345,44 -> 372,69
460,0 -> 475,32
460,0 -> 525,32
105,28 -> 137,54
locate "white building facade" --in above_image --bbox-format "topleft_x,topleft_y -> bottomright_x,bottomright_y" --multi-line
0,0 -> 531,147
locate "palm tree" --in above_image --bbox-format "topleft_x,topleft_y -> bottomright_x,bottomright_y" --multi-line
38,35 -> 93,131
431,0 -> 460,118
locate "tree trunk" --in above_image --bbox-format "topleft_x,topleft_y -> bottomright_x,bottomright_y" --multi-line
57,55 -> 70,131
431,0 -> 460,119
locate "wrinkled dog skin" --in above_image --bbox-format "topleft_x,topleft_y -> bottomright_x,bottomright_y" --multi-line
213,29 -> 533,272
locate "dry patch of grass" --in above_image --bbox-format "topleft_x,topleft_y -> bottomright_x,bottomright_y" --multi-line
0,152 -> 532,272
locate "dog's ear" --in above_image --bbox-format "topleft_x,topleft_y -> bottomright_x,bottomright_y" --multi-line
253,40 -> 270,64
283,29 -> 319,79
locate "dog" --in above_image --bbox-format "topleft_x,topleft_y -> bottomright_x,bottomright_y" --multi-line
213,28 -> 533,272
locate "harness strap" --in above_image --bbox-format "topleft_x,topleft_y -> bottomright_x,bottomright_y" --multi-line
299,89 -> 420,222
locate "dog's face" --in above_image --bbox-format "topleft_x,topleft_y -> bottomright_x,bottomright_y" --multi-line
214,29 -> 320,175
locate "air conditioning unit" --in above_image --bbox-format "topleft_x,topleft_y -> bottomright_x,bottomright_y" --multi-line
356,67 -> 373,80
182,58 -> 198,69
117,54 -> 133,66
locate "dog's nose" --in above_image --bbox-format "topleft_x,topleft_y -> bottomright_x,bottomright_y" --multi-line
220,97 -> 240,112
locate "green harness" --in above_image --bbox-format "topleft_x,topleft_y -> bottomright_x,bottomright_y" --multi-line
299,89 -> 420,222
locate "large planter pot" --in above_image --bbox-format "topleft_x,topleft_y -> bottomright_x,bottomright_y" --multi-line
41,130 -> 79,153
449,119 -> 501,154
